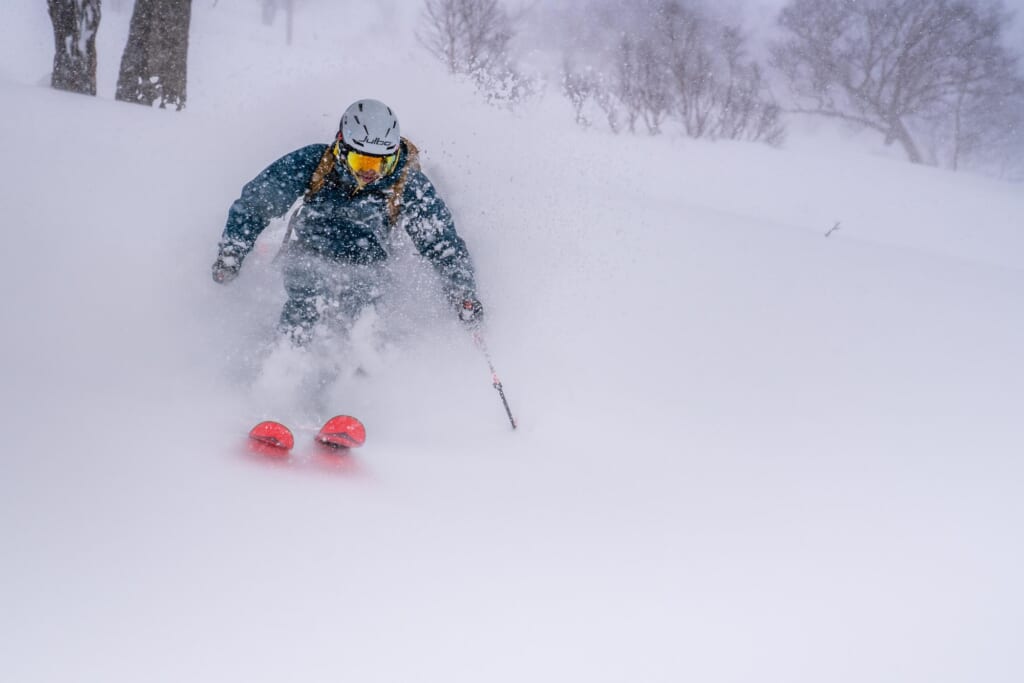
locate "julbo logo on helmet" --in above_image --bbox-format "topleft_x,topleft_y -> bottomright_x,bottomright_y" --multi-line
355,136 -> 392,147
340,99 -> 401,155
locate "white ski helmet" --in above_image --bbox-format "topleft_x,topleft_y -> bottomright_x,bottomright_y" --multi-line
339,99 -> 401,155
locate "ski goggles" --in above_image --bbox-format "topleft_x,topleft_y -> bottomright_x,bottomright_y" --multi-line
335,143 -> 399,177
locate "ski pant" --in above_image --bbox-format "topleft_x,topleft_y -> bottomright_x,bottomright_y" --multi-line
278,247 -> 389,345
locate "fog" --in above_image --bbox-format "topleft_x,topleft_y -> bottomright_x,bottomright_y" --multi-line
2,1 -> 1023,682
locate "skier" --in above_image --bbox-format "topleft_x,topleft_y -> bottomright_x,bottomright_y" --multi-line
211,99 -> 483,344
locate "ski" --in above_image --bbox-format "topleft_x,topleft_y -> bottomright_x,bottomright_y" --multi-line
248,420 -> 295,451
247,415 -> 366,454
315,415 -> 367,449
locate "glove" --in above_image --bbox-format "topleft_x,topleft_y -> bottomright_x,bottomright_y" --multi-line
211,254 -> 240,284
458,297 -> 484,327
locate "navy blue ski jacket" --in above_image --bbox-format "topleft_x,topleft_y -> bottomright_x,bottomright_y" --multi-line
217,141 -> 477,300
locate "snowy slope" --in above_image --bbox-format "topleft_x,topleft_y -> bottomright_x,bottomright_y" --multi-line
2,2 -> 1024,682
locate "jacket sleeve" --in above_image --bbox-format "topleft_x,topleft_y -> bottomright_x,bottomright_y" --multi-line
400,170 -> 478,302
216,144 -> 326,264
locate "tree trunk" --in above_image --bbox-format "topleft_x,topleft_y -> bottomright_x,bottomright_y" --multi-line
116,0 -> 192,111
950,85 -> 970,173
888,118 -> 924,164
286,0 -> 294,46
262,0 -> 276,26
48,0 -> 101,96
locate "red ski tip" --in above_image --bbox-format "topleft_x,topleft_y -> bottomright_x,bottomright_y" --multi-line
316,415 -> 366,449
248,421 -> 295,451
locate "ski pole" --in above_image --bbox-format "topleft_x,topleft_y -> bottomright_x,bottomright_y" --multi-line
471,330 -> 518,430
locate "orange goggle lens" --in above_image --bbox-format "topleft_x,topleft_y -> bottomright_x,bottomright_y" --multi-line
342,147 -> 398,176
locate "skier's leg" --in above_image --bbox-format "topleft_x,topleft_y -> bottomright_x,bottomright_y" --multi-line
333,263 -> 389,329
279,254 -> 327,345
279,294 -> 318,345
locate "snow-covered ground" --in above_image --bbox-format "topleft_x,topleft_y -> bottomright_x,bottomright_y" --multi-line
2,2 -> 1023,682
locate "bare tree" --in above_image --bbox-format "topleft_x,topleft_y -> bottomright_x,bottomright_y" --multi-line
116,0 -> 192,110
657,0 -> 715,138
614,36 -> 672,135
262,0 -> 296,44
562,60 -> 595,128
944,79 -> 1024,177
636,40 -> 673,135
597,1 -> 784,143
419,0 -> 532,105
713,28 -> 785,144
772,0 -> 1022,166
561,59 -> 620,132
613,38 -> 644,134
419,0 -> 512,75
942,9 -> 1023,172
262,0 -> 277,25
48,0 -> 101,96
